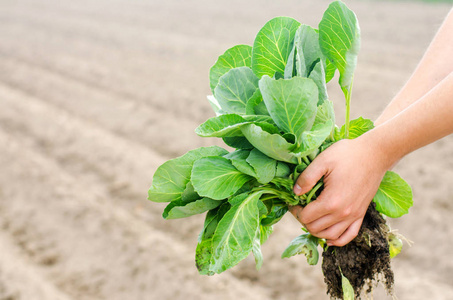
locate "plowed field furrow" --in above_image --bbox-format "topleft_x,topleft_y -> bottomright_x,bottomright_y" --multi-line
0,5 -> 235,123
0,57 -> 220,158
0,231 -> 72,300
1,1 -> 452,299
0,117 -> 274,300
0,83 -> 328,299
0,83 -> 211,241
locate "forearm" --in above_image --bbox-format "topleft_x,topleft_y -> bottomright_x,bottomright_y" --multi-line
292,72 -> 453,247
365,72 -> 453,167
375,8 -> 453,126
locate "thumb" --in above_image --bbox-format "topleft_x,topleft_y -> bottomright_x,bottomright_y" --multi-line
293,157 -> 329,195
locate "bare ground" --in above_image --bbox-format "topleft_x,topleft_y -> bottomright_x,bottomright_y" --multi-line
0,0 -> 452,299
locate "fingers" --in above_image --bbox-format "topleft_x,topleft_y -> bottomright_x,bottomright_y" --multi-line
291,206 -> 363,246
303,214 -> 342,235
310,220 -> 351,240
327,218 -> 362,247
291,204 -> 364,247
297,190 -> 335,224
293,158 -> 329,196
290,203 -> 339,231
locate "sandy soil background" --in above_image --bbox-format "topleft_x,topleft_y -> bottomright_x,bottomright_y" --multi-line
0,0 -> 452,299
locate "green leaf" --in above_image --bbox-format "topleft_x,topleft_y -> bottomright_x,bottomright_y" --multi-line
196,204 -> 230,275
214,67 -> 260,115
224,150 -> 257,177
294,25 -> 322,77
254,101 -> 270,116
198,209 -> 219,242
241,123 -> 298,164
192,156 -> 253,200
163,182 -> 214,219
246,149 -> 277,184
196,114 -> 247,138
252,17 -> 301,78
243,114 -> 276,124
308,60 -> 329,105
281,234 -> 319,265
333,125 -> 342,141
195,238 -> 215,276
181,181 -> 200,203
260,224 -> 274,244
222,136 -> 254,149
250,120 -> 281,134
313,100 -> 335,129
319,0 -> 360,90
276,162 -> 291,178
252,228 -> 263,270
284,44 -> 297,79
210,45 -> 252,93
340,117 -> 374,139
224,173 -> 257,197
207,95 -> 224,116
245,89 -> 270,116
257,199 -> 268,218
284,24 -> 322,79
373,171 -> 413,218
274,71 -> 284,80
325,59 -> 336,83
293,120 -> 334,158
341,273 -> 355,300
163,197 -> 222,219
209,191 -> 264,274
149,146 -> 228,203
199,203 -> 231,242
261,202 -> 288,226
388,232 -> 403,258
269,177 -> 294,194
197,114 -> 275,139
259,76 -> 318,138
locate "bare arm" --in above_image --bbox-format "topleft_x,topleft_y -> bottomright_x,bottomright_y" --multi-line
376,8 -> 453,125
291,10 -> 453,246
373,72 -> 453,162
292,73 -> 453,246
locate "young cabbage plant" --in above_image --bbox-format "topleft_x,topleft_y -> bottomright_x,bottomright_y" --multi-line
148,1 -> 412,298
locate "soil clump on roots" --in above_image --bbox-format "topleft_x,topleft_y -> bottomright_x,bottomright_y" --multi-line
322,202 -> 394,299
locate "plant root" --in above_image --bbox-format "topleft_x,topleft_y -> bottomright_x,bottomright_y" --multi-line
322,202 -> 394,299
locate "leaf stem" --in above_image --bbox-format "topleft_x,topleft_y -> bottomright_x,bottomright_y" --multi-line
260,195 -> 278,202
306,181 -> 323,204
345,93 -> 350,138
251,187 -> 298,205
342,78 -> 354,139
302,156 -> 310,165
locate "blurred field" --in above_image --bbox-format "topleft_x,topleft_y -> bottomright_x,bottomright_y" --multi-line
409,0 -> 453,3
0,0 -> 452,299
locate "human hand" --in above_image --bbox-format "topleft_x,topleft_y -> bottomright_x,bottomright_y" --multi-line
291,136 -> 392,246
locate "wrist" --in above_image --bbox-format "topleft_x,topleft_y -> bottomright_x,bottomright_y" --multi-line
357,125 -> 405,171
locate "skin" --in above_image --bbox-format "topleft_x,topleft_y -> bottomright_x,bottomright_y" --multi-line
291,9 -> 453,247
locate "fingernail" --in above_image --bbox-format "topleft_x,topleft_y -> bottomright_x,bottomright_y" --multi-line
293,184 -> 302,195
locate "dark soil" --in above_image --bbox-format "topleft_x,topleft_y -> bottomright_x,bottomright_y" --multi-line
322,202 -> 394,299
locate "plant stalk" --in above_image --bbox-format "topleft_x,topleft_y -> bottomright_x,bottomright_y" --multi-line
306,181 -> 323,204
342,78 -> 354,139
252,186 -> 298,205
